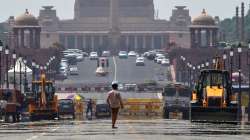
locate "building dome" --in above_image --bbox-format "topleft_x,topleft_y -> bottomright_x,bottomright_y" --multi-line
15,9 -> 39,26
192,9 -> 215,26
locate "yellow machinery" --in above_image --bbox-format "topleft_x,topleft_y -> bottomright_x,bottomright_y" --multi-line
190,57 -> 238,123
28,73 -> 58,121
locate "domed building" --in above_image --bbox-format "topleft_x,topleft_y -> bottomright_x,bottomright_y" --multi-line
13,9 -> 41,48
189,9 -> 219,48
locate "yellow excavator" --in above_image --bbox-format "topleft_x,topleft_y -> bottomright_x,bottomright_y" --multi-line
28,72 -> 58,121
190,57 -> 238,123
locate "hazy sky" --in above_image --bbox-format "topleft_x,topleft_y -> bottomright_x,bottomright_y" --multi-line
0,0 -> 249,22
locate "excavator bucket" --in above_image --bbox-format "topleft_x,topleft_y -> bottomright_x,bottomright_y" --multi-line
190,106 -> 238,123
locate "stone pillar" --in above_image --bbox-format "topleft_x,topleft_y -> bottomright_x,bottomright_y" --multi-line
190,29 -> 195,48
13,29 -> 19,48
64,35 -> 68,49
143,36 -> 146,51
161,35 -> 164,49
29,29 -> 34,48
151,36 -> 154,49
134,36 -> 138,51
197,29 -> 202,48
206,29 -> 210,47
126,36 -> 129,51
75,35 -> 78,49
212,29 -> 218,47
36,28 -> 41,48
82,35 -> 86,51
21,28 -> 25,48
91,36 -> 94,52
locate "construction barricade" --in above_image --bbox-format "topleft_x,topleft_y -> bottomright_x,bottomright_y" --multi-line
121,98 -> 163,117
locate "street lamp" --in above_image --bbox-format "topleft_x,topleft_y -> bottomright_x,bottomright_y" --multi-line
12,51 -> 16,89
223,51 -> 227,70
19,55 -> 22,93
248,42 -> 250,121
0,40 -> 3,88
248,42 -> 250,122
36,64 -> 39,80
237,45 -> 242,122
205,61 -> 209,68
230,48 -> 234,83
201,63 -> 205,69
23,58 -> 27,92
5,45 -> 9,89
32,60 -> 36,81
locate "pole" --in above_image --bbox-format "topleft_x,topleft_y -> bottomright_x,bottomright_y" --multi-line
238,47 -> 242,122
19,59 -> 22,94
24,63 -> 27,92
5,48 -> 9,89
13,58 -> 16,89
248,49 -> 250,121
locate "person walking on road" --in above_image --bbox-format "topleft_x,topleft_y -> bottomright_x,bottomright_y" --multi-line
107,82 -> 124,129
86,99 -> 93,119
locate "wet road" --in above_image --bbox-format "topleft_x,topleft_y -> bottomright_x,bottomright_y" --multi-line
1,119 -> 250,140
57,56 -> 169,85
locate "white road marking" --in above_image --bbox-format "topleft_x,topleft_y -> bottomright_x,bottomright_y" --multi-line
113,56 -> 117,81
25,126 -> 60,140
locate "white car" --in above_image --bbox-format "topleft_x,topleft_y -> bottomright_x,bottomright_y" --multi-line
69,66 -> 79,75
161,58 -> 170,66
156,56 -> 165,64
89,52 -> 98,60
102,51 -> 111,57
118,51 -> 128,59
128,51 -> 137,57
136,57 -> 145,66
76,54 -> 84,61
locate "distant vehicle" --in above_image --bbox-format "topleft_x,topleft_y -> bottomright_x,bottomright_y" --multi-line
156,56 -> 165,64
162,83 -> 191,120
82,52 -> 89,57
118,51 -> 128,59
58,99 -> 75,119
89,52 -> 98,60
136,57 -> 145,66
95,100 -> 111,118
102,51 -> 111,57
128,51 -> 137,57
76,54 -> 84,61
161,58 -> 170,66
69,66 -> 79,75
96,57 -> 109,76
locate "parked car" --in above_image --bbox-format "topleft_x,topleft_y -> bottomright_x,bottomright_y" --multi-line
136,57 -> 145,66
118,51 -> 128,59
89,52 -> 98,60
95,100 -> 111,118
161,58 -> 170,66
156,56 -> 165,64
69,66 -> 79,75
58,99 -> 75,119
128,51 -> 137,57
102,51 -> 111,57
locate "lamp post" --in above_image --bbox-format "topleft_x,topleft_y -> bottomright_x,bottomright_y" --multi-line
237,46 -> 242,122
46,62 -> 49,80
0,40 -> 3,88
192,66 -> 196,86
23,58 -> 27,92
5,46 -> 9,89
212,58 -> 216,68
19,55 -> 22,93
248,43 -> 250,121
230,48 -> 234,83
32,60 -> 36,81
205,61 -> 209,69
223,51 -> 227,70
36,64 -> 39,80
12,51 -> 16,89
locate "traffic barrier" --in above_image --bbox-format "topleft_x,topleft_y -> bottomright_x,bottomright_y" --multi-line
121,98 -> 163,116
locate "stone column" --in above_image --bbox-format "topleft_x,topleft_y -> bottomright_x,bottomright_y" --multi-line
134,36 -> 138,51
206,29 -> 210,47
126,36 -> 129,51
151,36 -> 154,49
190,29 -> 195,48
91,36 -> 94,51
82,35 -> 86,51
13,29 -> 19,48
143,36 -> 146,51
36,28 -> 41,48
64,35 -> 68,49
212,29 -> 218,47
75,35 -> 78,49
29,29 -> 34,48
21,28 -> 25,48
161,35 -> 164,49
197,29 -> 202,48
